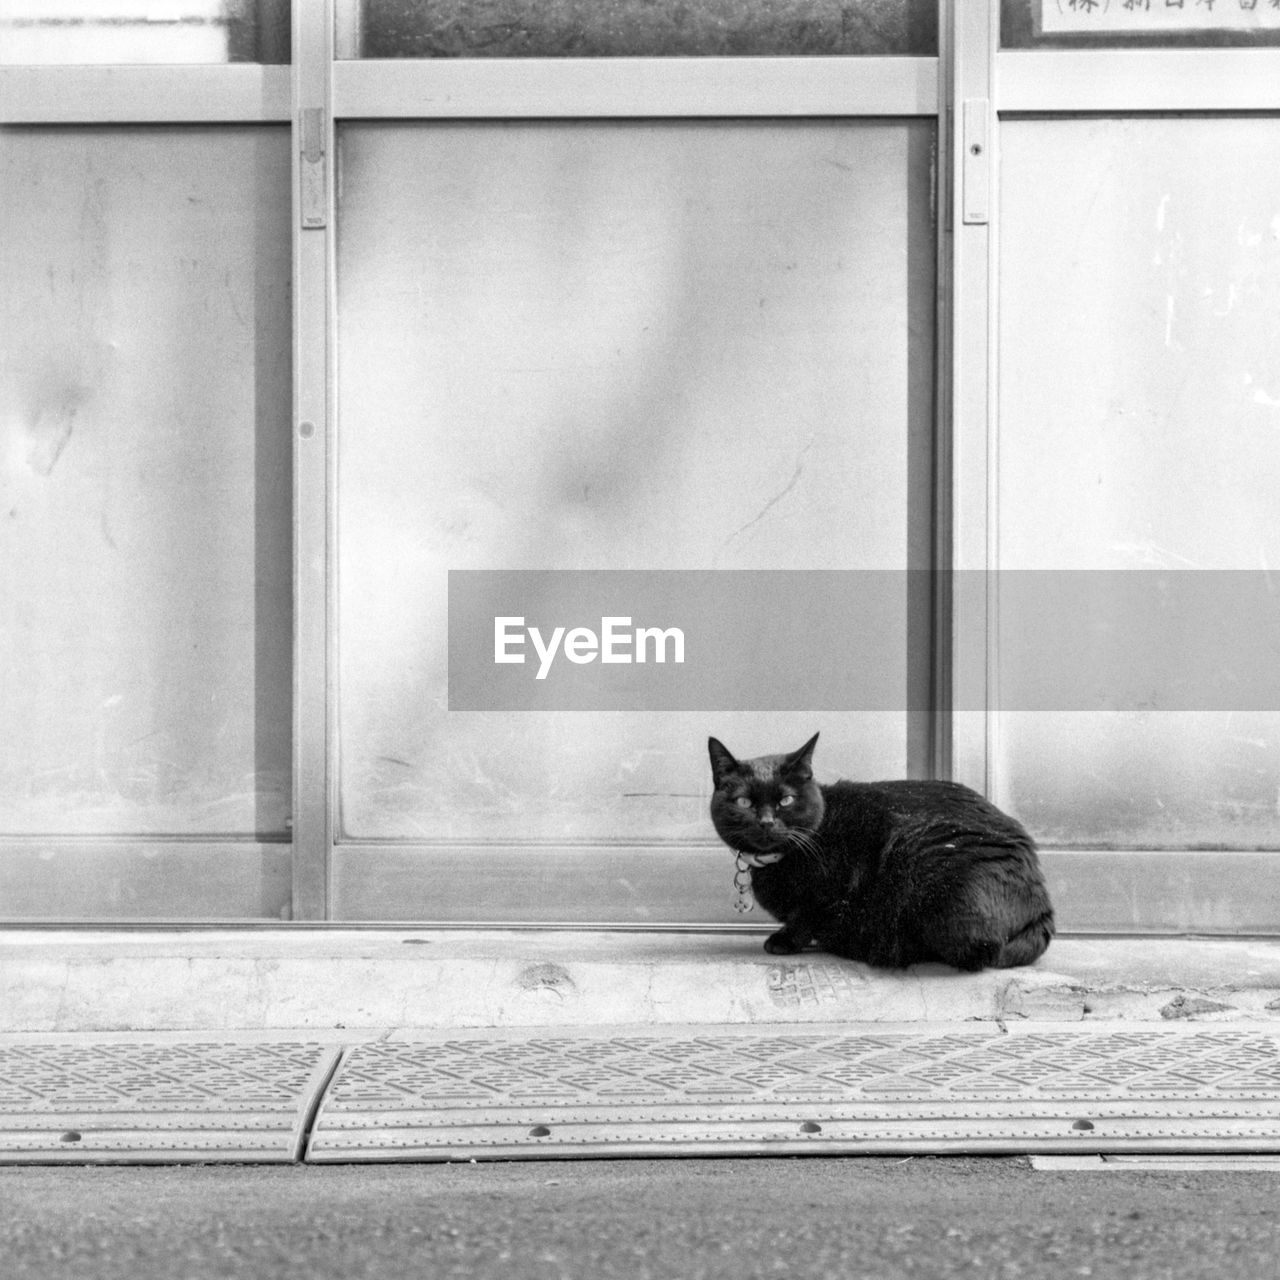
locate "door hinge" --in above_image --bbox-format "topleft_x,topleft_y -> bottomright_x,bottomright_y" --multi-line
300,106 -> 327,229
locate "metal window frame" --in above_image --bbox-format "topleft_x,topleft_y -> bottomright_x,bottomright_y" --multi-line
946,0 -> 1280,935
0,44 -> 297,922
317,41 -> 946,926
1,0 -> 1277,931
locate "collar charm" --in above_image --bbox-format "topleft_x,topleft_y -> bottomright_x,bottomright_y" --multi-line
733,853 -> 755,914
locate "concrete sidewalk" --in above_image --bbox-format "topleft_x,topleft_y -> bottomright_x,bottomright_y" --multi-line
5,929 -> 1280,1033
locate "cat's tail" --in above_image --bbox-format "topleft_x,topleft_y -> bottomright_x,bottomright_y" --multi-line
998,910 -> 1055,968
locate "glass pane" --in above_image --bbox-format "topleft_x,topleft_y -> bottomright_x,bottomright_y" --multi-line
1003,0 -> 1280,49
337,120 -> 935,844
339,0 -> 937,57
0,126 -> 292,835
0,0 -> 290,64
997,116 -> 1280,847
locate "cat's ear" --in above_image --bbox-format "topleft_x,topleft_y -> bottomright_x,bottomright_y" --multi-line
783,732 -> 820,781
708,737 -> 739,786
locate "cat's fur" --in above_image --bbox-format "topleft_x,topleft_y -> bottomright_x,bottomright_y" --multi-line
708,733 -> 1054,970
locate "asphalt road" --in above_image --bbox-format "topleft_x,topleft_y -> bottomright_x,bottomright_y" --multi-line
1,1156 -> 1277,1279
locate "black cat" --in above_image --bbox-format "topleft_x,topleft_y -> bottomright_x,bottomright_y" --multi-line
708,733 -> 1054,971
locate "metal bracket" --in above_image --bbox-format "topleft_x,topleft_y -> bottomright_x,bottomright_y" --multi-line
299,106 -> 327,229
961,97 -> 990,225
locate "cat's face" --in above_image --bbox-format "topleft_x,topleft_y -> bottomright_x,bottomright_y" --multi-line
707,733 -> 825,863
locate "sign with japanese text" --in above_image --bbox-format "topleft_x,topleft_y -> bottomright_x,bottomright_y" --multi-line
1043,0 -> 1280,34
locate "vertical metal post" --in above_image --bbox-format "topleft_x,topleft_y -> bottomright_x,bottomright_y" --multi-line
930,0 -> 954,783
333,0 -> 362,60
291,0 -> 334,919
945,0 -> 998,794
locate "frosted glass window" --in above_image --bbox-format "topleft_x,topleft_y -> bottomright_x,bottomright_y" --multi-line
0,1 -> 290,63
338,0 -> 937,57
0,126 -> 292,835
997,116 -> 1280,848
337,120 -> 935,843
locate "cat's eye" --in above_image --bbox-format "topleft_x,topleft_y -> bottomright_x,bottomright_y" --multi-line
734,797 -> 752,809
779,795 -> 796,808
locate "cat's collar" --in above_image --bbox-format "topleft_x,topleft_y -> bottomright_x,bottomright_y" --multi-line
735,850 -> 784,868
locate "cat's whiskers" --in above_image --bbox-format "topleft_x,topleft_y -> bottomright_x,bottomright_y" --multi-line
786,827 -> 831,875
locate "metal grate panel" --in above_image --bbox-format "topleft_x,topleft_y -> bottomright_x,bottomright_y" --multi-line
0,1039 -> 341,1163
307,1025 -> 1280,1161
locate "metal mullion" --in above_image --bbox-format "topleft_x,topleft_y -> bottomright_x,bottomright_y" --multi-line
331,55 -> 939,119
291,0 -> 335,920
945,0 -> 998,796
998,48 -> 1280,114
0,64 -> 290,123
929,0 -> 954,784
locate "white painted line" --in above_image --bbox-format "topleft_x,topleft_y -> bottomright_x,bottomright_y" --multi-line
1033,1155 -> 1280,1172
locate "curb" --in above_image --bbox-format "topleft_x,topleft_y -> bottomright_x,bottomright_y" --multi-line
4,931 -> 1280,1034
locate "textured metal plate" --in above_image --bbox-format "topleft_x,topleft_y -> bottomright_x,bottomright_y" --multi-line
0,1039 -> 341,1163
307,1025 -> 1280,1161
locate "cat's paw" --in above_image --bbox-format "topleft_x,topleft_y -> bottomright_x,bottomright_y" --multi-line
763,930 -> 806,955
